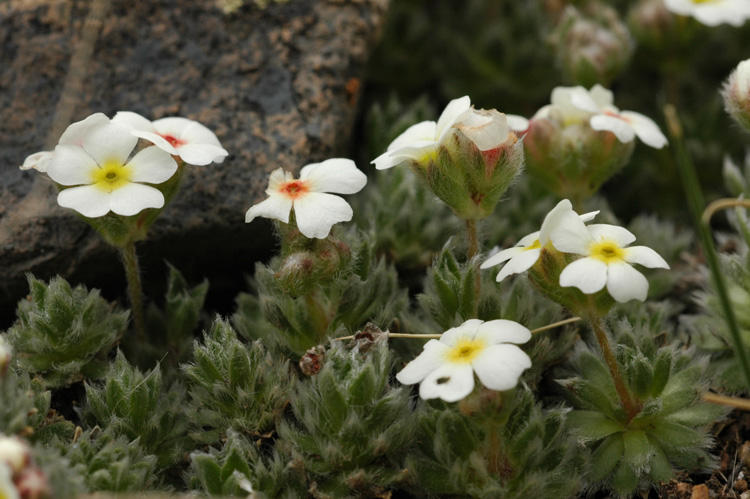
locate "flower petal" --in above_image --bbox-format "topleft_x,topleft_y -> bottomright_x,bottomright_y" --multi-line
130,129 -> 178,155
179,120 -> 224,147
619,111 -> 668,149
59,113 -> 111,146
606,262 -> 649,303
175,143 -> 229,165
457,109 -> 509,151
506,114 -> 529,132
587,224 -> 636,247
589,85 -> 614,108
267,168 -> 293,194
293,192 -> 352,238
590,114 -> 636,143
112,111 -> 156,132
475,320 -> 531,345
559,257 -> 608,294
435,96 -> 472,143
518,231 -> 541,247
57,185 -> 112,218
472,344 -> 531,391
299,158 -> 367,194
539,199 -> 575,246
245,194 -> 293,224
580,210 -> 600,223
480,246 -> 527,269
82,123 -> 138,166
548,209 -> 593,254
395,340 -> 449,385
47,145 -> 98,185
495,249 -> 541,282
386,121 -> 438,152
624,246 -> 669,269
109,183 -> 165,216
126,146 -> 178,184
20,151 -> 54,172
419,363 -> 475,402
152,117 -> 194,138
441,320 -> 484,346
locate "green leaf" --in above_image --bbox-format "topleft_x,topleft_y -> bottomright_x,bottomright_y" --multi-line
589,434 -> 624,482
567,410 -> 625,442
612,461 -> 638,497
648,437 -> 674,483
193,455 -> 223,495
650,349 -> 672,397
622,429 -> 652,469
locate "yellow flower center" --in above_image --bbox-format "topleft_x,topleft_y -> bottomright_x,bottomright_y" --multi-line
690,0 -> 717,3
524,240 -> 541,251
91,160 -> 133,192
446,338 -> 486,364
589,240 -> 625,263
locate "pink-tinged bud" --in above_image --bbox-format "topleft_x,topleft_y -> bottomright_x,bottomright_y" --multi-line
420,108 -> 524,220
0,436 -> 30,475
0,336 -> 10,376
550,3 -> 633,87
15,467 -> 50,499
628,0 -> 679,49
274,237 -> 351,296
299,346 -> 326,376
723,59 -> 750,133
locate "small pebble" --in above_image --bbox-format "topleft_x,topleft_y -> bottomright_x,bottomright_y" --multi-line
736,478 -> 749,492
690,484 -> 709,499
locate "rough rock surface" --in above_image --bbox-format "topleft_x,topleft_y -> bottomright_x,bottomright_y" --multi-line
0,0 -> 386,327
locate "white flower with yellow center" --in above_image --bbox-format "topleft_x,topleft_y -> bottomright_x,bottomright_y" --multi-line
20,113 -> 110,173
46,122 -> 178,218
113,111 -> 228,165
245,158 -> 367,239
372,96 -> 474,170
0,463 -> 19,499
396,319 -> 532,402
550,214 -> 669,303
480,199 -> 599,282
663,0 -> 750,26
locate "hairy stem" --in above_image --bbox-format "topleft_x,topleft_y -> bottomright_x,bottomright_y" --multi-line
466,218 -> 481,313
591,317 -> 639,423
120,241 -> 146,342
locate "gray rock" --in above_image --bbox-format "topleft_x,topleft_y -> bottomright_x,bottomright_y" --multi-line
0,0 -> 387,327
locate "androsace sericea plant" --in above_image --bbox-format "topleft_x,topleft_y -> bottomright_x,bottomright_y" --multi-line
10,11 -> 750,497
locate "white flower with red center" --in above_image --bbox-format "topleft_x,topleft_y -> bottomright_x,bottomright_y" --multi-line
0,463 -> 19,499
395,319 -> 532,402
113,111 -> 228,165
0,436 -> 29,475
20,113 -> 110,173
245,158 -> 367,239
0,336 -> 11,376
663,0 -> 750,26
549,213 -> 669,303
46,122 -> 178,218
481,199 -> 599,282
372,96 -> 474,170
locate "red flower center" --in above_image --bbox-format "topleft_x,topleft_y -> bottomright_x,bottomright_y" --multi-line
161,134 -> 185,148
281,180 -> 309,199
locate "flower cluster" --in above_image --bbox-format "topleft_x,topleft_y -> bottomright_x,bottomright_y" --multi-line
21,112 -> 226,219
395,319 -> 532,402
482,200 -> 669,304
0,435 -> 47,499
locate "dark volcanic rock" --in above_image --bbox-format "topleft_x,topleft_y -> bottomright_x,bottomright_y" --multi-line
0,0 -> 387,327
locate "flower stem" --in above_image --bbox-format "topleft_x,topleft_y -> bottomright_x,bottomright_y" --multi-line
466,218 -> 481,313
702,392 -> 750,411
590,317 -> 639,423
664,104 -> 750,389
120,241 -> 146,342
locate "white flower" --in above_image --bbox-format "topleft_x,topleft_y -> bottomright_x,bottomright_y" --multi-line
46,122 -> 178,218
20,113 -> 110,172
663,0 -> 750,26
0,336 -> 11,375
0,464 -> 19,499
0,436 -> 29,475
372,96 -> 473,170
539,85 -> 668,148
456,108 -> 511,151
245,158 -> 367,239
395,319 -> 532,402
480,199 -> 598,282
550,214 -> 669,303
113,111 -> 228,165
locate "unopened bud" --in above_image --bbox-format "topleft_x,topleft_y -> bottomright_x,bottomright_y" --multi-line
723,155 -> 747,197
551,4 -> 633,87
723,59 -> 750,133
0,436 -> 30,475
15,467 -> 50,499
628,0 -> 680,50
299,346 -> 326,376
0,336 -> 11,376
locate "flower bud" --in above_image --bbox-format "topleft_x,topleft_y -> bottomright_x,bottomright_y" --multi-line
419,109 -> 524,220
299,346 -> 326,376
274,237 -> 351,296
723,59 -> 750,133
0,336 -> 10,376
14,467 -> 50,499
0,436 -> 30,475
523,117 -> 634,204
550,3 -> 633,87
627,0 -> 680,50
